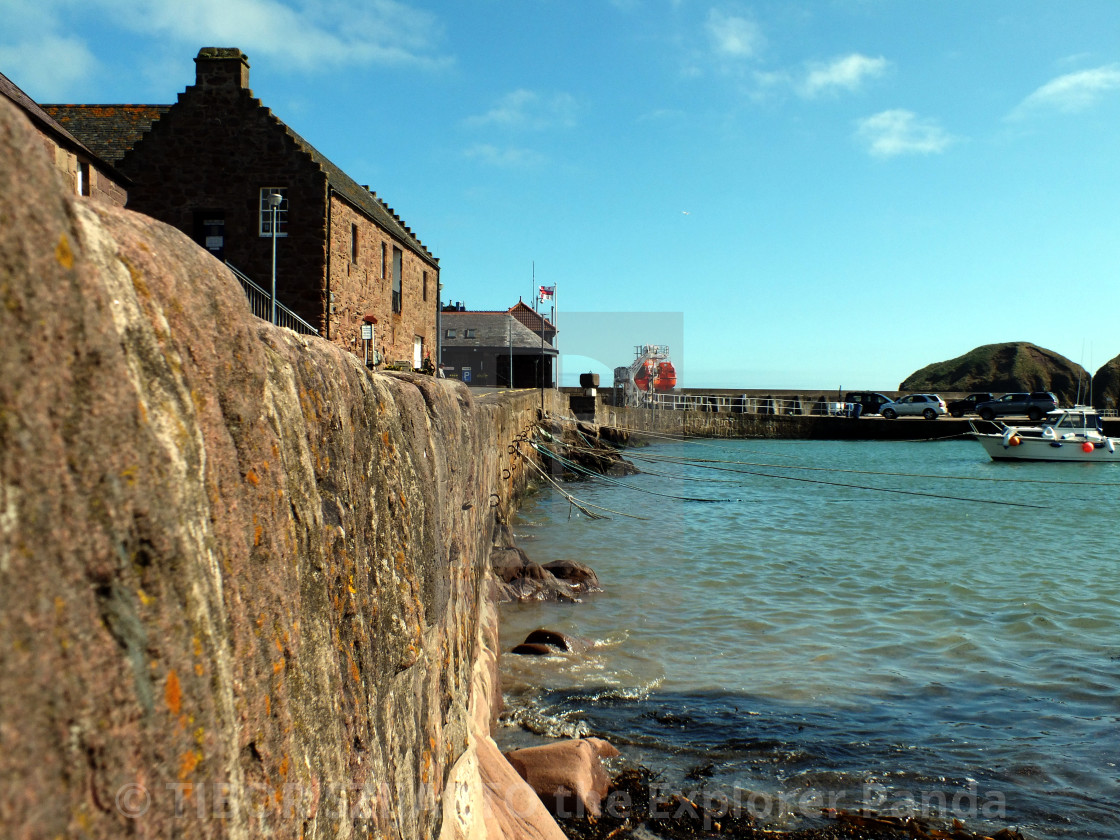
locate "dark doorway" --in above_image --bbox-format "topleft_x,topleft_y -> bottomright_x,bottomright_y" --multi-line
497,354 -> 552,388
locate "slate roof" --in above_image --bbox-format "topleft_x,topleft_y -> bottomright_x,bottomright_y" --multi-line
508,301 -> 556,335
442,312 -> 557,352
41,104 -> 170,164
41,97 -> 437,266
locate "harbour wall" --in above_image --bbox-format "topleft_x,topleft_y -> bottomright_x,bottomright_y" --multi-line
0,99 -> 566,840
571,397 -> 1120,440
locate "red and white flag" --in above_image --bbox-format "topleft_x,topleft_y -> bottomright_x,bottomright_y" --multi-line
539,285 -> 555,301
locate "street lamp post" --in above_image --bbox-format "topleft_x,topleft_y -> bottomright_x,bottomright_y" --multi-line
268,192 -> 283,325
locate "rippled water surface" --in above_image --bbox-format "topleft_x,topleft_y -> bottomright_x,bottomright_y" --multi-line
499,437 -> 1120,839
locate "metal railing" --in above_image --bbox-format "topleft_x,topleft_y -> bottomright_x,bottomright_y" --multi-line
225,261 -> 320,336
631,392 -> 858,416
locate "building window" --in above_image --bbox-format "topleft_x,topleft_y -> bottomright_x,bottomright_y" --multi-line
259,188 -> 288,237
445,329 -> 456,338
381,243 -> 387,279
464,329 -> 476,339
77,160 -> 91,196
422,271 -> 428,301
392,246 -> 402,314
351,224 -> 359,263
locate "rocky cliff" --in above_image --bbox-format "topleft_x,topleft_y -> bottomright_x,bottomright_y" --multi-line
0,97 -> 560,840
900,342 -> 1089,404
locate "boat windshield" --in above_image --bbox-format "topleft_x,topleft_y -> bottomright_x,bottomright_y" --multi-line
1052,410 -> 1093,430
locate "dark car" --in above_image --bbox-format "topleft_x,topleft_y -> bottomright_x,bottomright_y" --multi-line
947,392 -> 994,418
845,392 -> 893,416
975,391 -> 1059,422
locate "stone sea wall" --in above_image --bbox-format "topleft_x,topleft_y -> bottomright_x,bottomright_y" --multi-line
0,98 -> 563,840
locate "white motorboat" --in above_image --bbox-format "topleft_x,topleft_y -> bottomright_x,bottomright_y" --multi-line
971,407 -> 1120,462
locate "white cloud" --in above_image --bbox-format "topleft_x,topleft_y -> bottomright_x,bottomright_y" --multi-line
0,36 -> 100,100
0,0 -> 452,79
855,109 -> 957,158
1009,64 -> 1120,119
800,53 -> 888,97
143,0 -> 450,69
463,144 -> 545,168
706,9 -> 763,60
463,89 -> 578,131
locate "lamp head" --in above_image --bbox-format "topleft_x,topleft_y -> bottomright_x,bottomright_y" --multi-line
268,193 -> 283,207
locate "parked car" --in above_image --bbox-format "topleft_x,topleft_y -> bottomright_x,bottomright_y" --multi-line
975,392 -> 1059,422
947,392 -> 994,418
844,392 -> 893,416
880,394 -> 948,420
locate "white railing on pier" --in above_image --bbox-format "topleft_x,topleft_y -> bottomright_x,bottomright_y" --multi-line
633,392 -> 858,417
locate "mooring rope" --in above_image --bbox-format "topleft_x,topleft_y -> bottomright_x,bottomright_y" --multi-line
530,441 -> 738,503
536,435 -> 1047,509
520,448 -> 648,520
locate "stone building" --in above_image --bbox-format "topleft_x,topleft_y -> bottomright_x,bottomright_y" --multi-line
0,71 -> 127,206
45,48 -> 438,364
441,304 -> 557,387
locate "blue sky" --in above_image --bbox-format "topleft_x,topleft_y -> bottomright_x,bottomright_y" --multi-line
3,1 -> 1119,389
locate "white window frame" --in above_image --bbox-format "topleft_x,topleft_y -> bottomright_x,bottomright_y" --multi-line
259,187 -> 288,237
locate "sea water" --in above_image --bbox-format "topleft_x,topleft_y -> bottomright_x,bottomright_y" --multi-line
498,436 -> 1120,839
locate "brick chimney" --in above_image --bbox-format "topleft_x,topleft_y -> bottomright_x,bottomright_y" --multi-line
194,48 -> 249,90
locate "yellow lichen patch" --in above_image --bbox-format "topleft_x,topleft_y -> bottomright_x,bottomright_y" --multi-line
165,669 -> 182,715
55,234 -> 74,269
117,252 -> 148,298
120,465 -> 139,486
244,468 -> 260,486
137,588 -> 153,607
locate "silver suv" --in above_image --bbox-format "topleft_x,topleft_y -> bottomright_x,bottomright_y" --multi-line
975,392 -> 1059,422
880,394 -> 948,420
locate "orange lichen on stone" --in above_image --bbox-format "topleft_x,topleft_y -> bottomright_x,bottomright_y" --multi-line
178,749 -> 201,780
245,468 -> 260,486
165,669 -> 182,715
55,234 -> 73,269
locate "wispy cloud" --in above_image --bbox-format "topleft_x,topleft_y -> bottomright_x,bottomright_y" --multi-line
706,9 -> 764,60
1009,64 -> 1120,119
800,54 -> 888,97
855,109 -> 957,158
463,144 -> 546,168
0,0 -> 452,87
463,89 -> 578,131
0,35 -> 100,100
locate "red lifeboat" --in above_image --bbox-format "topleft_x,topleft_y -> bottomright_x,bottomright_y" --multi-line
653,361 -> 676,392
633,360 -> 654,391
